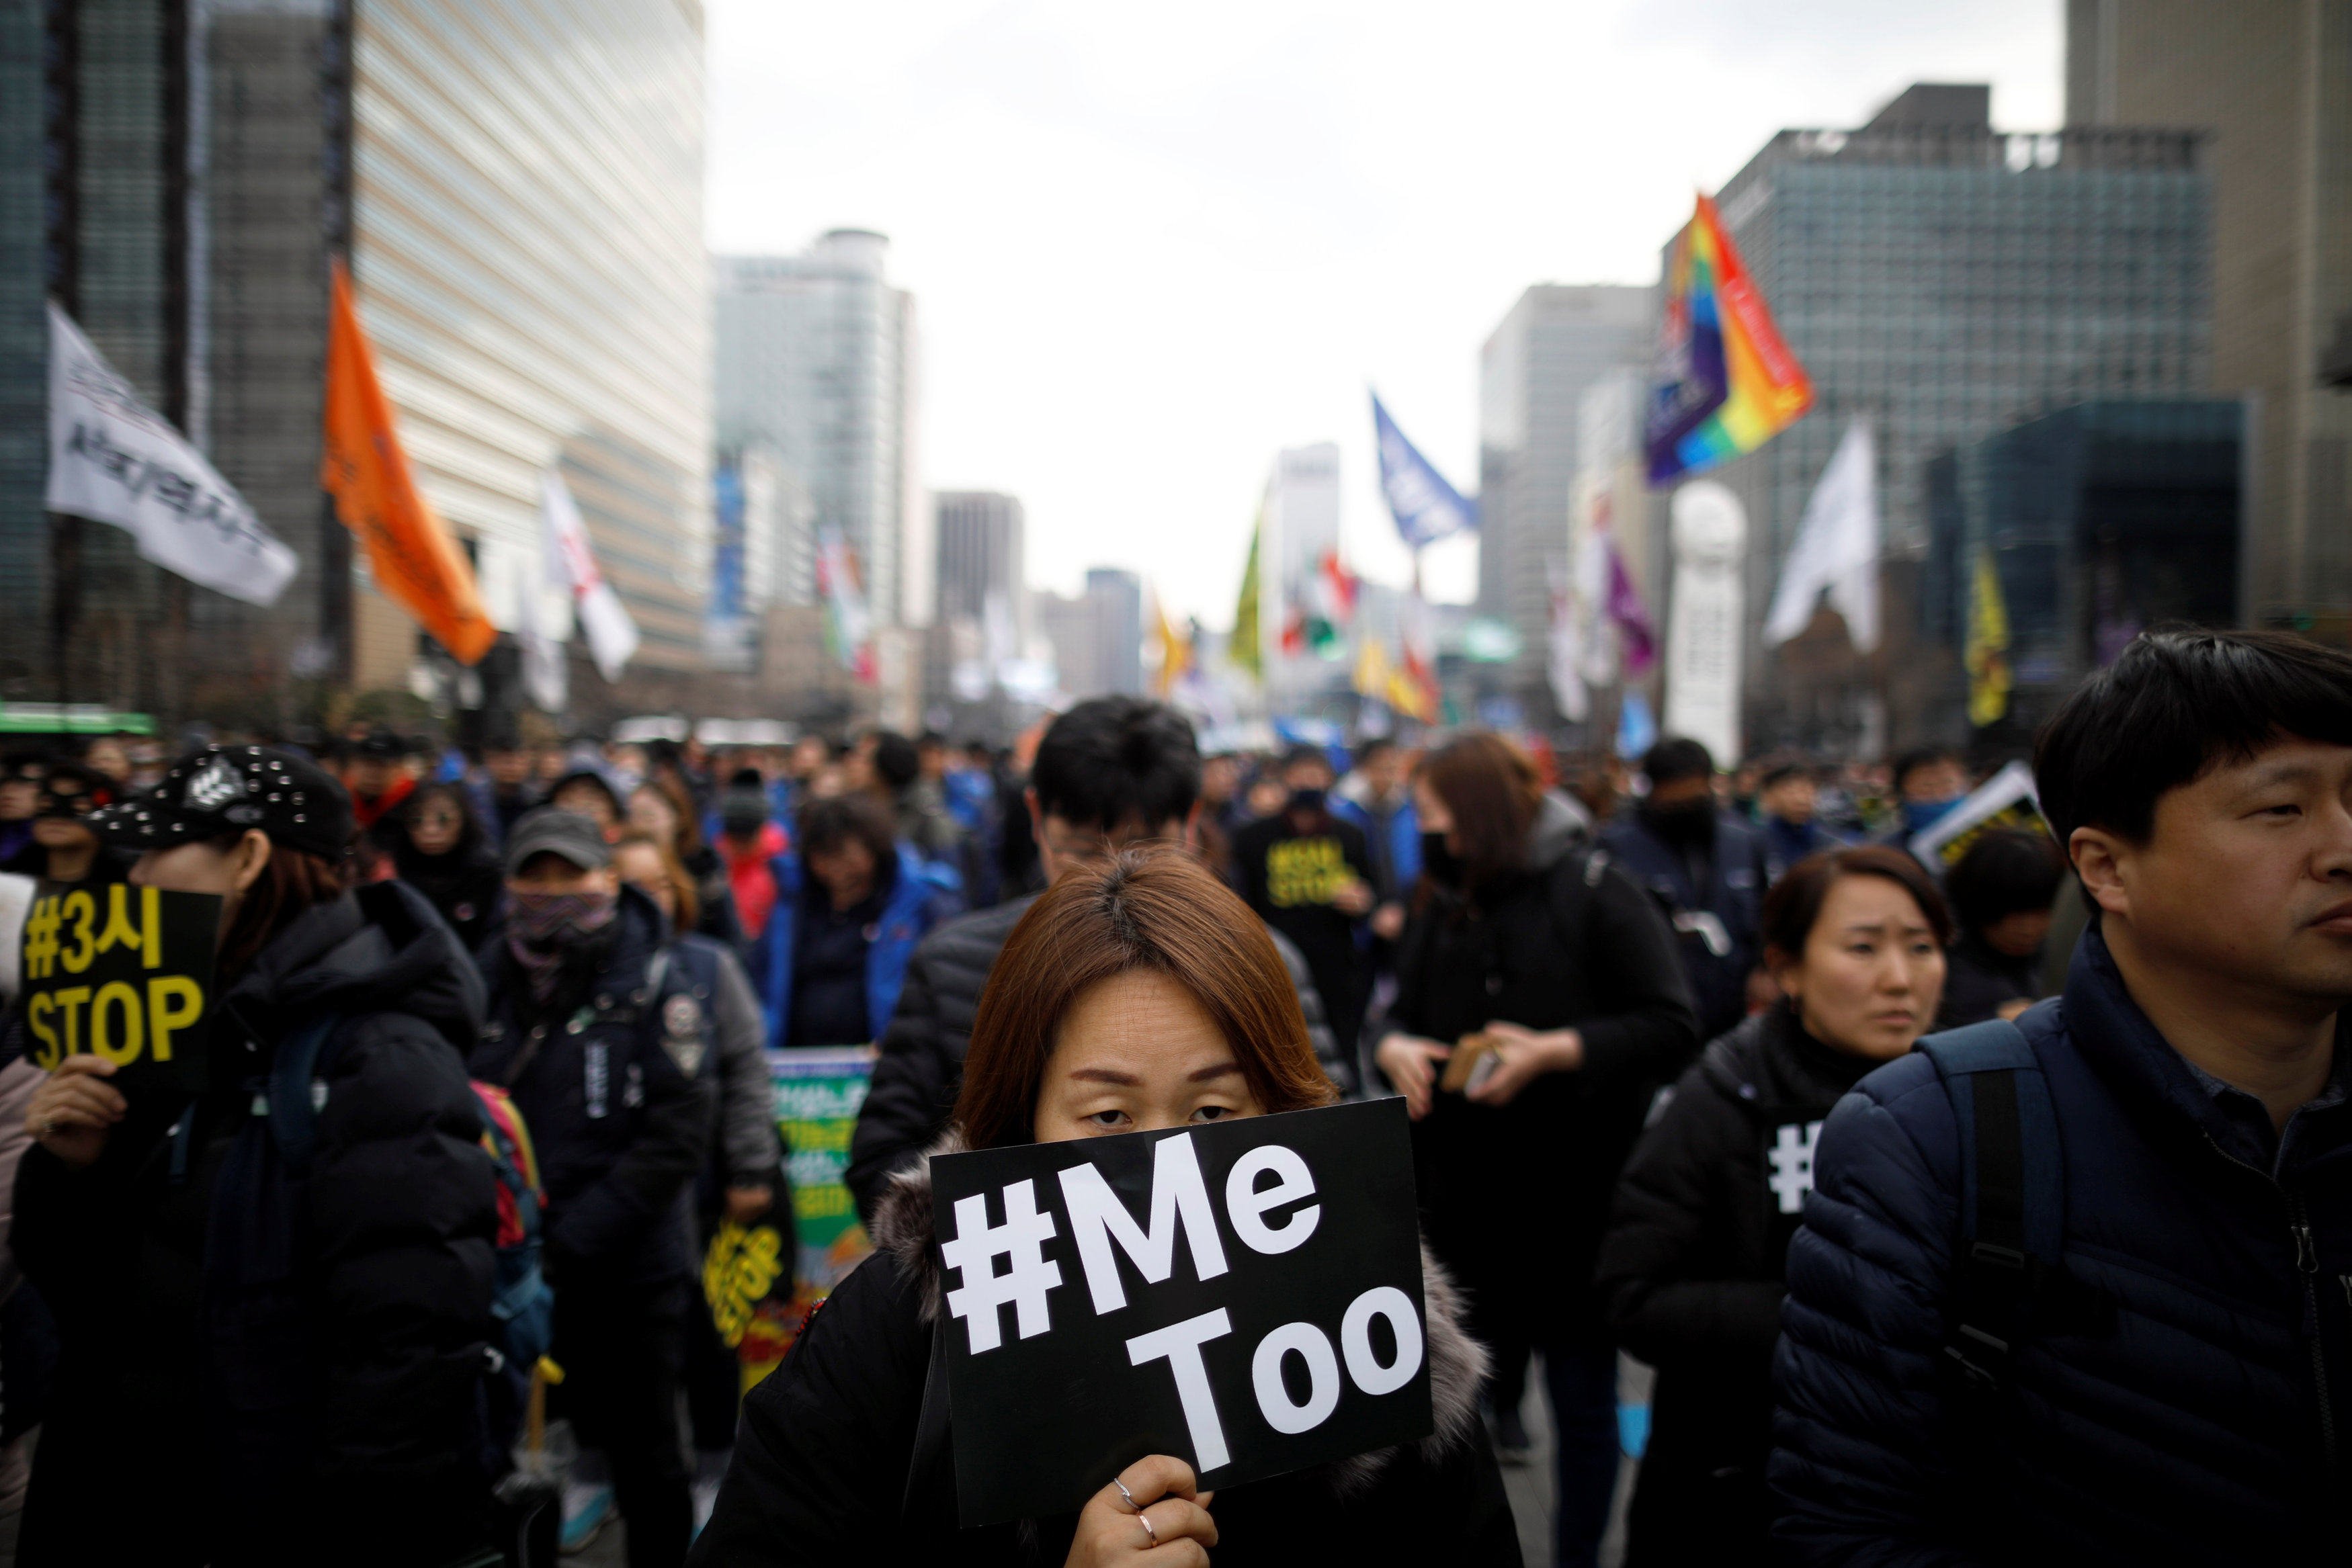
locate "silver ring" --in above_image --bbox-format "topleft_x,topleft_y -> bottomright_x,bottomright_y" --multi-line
1112,1478 -> 1139,1513
1136,1510 -> 1159,1547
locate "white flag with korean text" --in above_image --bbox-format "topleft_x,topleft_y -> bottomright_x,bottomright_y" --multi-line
46,302 -> 297,606
541,468 -> 638,683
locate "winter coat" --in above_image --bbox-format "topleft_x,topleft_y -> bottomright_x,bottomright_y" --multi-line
14,880 -> 499,1567
1386,794 -> 1699,1346
472,885 -> 717,1285
760,844 -> 962,1049
1601,809 -> 1769,1041
1772,924 -> 2352,1564
689,1133 -> 1521,1567
670,932 -> 782,1190
1935,930 -> 2043,1028
682,842 -> 747,956
845,896 -> 1353,1224
393,829 -> 505,953
1333,783 -> 1421,899
1594,1005 -> 1880,1566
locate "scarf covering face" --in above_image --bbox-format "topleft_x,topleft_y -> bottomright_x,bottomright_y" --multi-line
504,887 -> 618,1001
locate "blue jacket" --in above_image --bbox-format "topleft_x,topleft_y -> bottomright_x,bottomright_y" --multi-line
1773,926 -> 2352,1563
1601,812 -> 1767,1041
761,844 -> 962,1048
1332,791 -> 1420,899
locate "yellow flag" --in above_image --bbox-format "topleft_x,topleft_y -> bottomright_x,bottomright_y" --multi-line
1230,511 -> 1263,684
1151,591 -> 1191,697
321,259 -> 496,664
1966,547 -> 2011,728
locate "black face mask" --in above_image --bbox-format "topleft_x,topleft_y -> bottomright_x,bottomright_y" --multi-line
1641,797 -> 1717,846
1287,787 -> 1327,816
1420,831 -> 1464,888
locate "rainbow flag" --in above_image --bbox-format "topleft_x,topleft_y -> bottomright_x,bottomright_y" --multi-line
1646,193 -> 1812,485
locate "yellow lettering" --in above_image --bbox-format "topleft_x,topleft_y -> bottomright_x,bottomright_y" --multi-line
94,884 -> 161,967
58,891 -> 96,973
25,994 -> 58,1070
148,975 -> 204,1063
89,981 -> 143,1065
50,986 -> 91,1055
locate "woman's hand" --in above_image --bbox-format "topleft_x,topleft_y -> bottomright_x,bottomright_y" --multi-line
1064,1454 -> 1218,1567
724,1184 -> 774,1225
1375,1033 -> 1452,1121
26,1055 -> 126,1168
1467,1020 -> 1583,1108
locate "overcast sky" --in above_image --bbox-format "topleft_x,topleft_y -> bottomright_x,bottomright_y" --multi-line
707,0 -> 2060,627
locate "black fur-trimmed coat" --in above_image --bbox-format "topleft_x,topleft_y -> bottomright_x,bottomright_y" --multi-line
690,1133 -> 1523,1566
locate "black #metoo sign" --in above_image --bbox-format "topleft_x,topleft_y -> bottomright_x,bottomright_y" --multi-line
931,1097 -> 1430,1526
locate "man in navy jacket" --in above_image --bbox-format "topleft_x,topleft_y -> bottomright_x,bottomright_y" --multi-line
1773,630 -> 2352,1563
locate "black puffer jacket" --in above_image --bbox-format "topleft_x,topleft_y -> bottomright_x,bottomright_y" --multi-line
1386,793 -> 1699,1346
692,1135 -> 1521,1566
472,886 -> 716,1284
847,896 -> 1351,1222
1593,1005 -> 1879,1566
14,880 -> 499,1567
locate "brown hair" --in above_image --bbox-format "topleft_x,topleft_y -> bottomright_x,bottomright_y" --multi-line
647,773 -> 706,858
953,847 -> 1339,1149
1761,844 -> 1954,963
1419,732 -> 1544,896
216,838 -> 353,984
614,831 -> 700,931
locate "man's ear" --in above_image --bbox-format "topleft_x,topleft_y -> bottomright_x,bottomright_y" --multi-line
1025,787 -> 1054,882
1179,799 -> 1203,851
2070,826 -> 2132,921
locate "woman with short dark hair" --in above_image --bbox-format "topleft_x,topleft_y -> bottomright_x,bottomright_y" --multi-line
695,848 -> 1517,1565
391,779 -> 505,949
1595,844 -> 1951,1566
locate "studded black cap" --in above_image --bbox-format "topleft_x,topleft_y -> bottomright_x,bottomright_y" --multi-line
87,744 -> 355,861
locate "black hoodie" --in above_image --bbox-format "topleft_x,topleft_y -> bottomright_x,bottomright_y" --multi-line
13,880 -> 500,1567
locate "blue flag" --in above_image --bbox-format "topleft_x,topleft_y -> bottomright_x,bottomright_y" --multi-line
1372,392 -> 1477,549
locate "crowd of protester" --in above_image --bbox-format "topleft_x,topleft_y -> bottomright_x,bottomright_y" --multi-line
2,626 -> 2350,1565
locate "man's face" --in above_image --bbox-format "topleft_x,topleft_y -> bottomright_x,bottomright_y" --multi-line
2081,738 -> 2352,1008
1901,758 -> 1970,804
1763,775 -> 1817,824
506,853 -> 616,900
918,742 -> 948,782
1363,749 -> 1405,800
348,756 -> 398,797
1646,775 -> 1714,811
487,749 -> 529,786
1282,760 -> 1333,798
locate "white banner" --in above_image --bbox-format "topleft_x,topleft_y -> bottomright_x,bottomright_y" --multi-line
1663,481 -> 1747,766
1763,421 -> 1878,652
541,468 -> 638,683
46,303 -> 297,606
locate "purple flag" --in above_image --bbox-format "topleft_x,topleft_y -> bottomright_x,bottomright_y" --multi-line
1606,540 -> 1656,675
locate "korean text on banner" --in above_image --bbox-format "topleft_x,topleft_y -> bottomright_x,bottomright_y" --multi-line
741,1045 -> 878,1379
934,1098 -> 1431,1526
46,304 -> 297,606
320,260 -> 495,664
20,885 -> 221,1102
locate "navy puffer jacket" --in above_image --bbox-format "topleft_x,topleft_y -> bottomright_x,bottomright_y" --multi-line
1772,924 -> 2352,1565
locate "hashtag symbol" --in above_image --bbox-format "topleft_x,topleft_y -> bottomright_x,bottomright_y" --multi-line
20,900 -> 59,983
941,1178 -> 1064,1354
1768,1121 -> 1823,1215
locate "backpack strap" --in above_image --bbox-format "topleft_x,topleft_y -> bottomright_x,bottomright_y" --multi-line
265,1013 -> 346,1174
1917,1018 -> 2062,1399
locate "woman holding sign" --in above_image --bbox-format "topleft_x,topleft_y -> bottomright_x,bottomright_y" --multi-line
14,746 -> 501,1568
694,848 -> 1519,1565
1594,846 -> 1949,1565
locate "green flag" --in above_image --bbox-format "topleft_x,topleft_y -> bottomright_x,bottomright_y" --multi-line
1230,510 -> 1264,683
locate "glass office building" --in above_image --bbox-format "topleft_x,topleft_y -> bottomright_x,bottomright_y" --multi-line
715,234 -> 926,633
0,0 -> 709,724
1697,83 -> 2212,751
352,0 -> 710,682
1925,398 -> 2242,741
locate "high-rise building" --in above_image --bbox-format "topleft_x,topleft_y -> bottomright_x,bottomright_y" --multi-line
1697,83 -> 2212,749
714,232 -> 927,634
1034,567 -> 1144,699
1258,441 -> 1341,702
935,490 -> 1027,646
0,0 -> 711,726
2065,0 -> 2352,638
1478,286 -> 1653,719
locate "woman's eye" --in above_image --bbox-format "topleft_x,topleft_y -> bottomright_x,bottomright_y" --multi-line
1191,1104 -> 1232,1123
1088,1110 -> 1128,1128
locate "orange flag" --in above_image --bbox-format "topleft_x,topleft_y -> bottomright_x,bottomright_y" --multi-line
321,258 -> 495,664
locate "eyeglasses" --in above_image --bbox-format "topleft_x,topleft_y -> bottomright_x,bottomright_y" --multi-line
36,788 -> 95,816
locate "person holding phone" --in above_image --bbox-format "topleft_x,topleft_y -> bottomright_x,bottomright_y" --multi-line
692,848 -> 1518,1565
